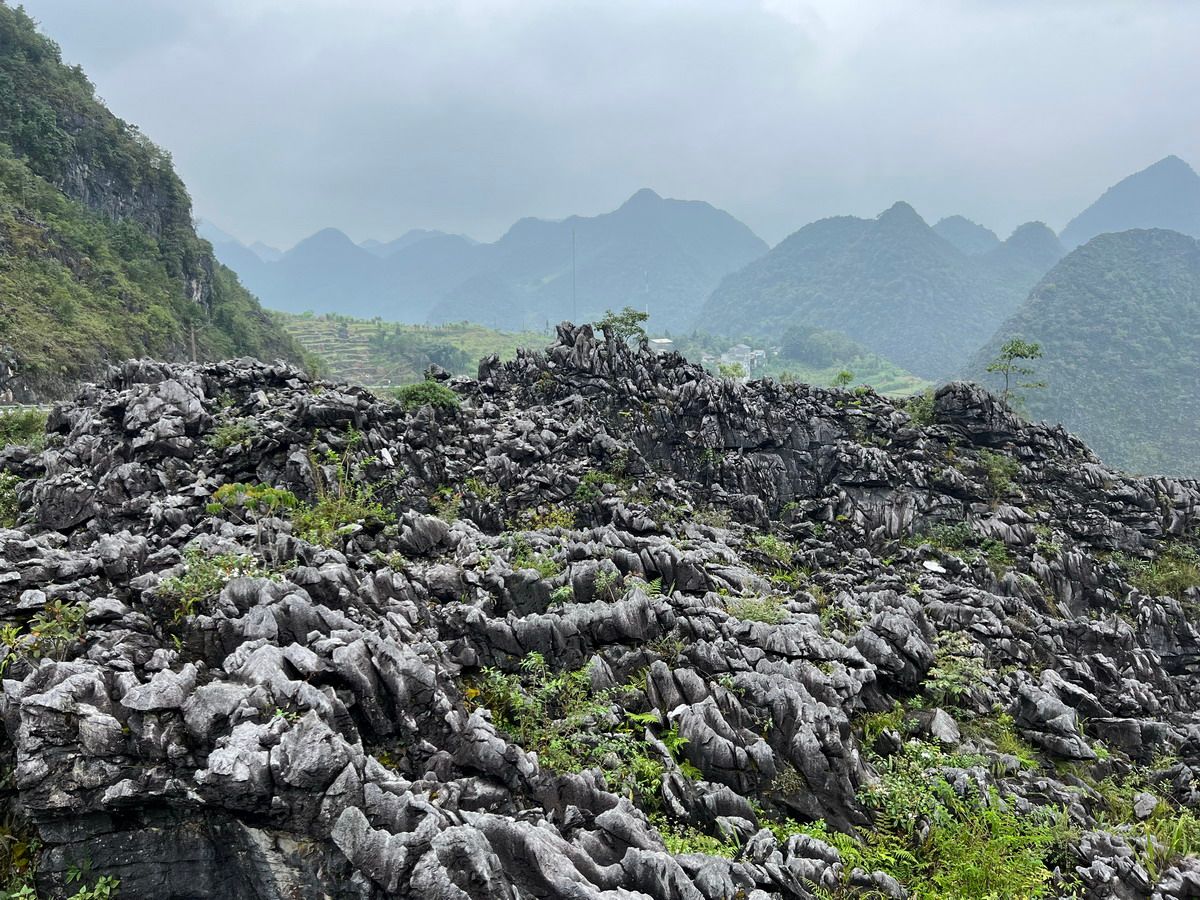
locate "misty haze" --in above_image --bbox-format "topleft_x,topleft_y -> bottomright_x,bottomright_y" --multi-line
2,2 -> 1200,899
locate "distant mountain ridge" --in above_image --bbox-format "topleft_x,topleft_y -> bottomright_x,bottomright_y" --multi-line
699,202 -> 1063,377
967,228 -> 1200,476
360,229 -> 477,258
1060,155 -> 1200,248
932,215 -> 1001,255
207,189 -> 767,330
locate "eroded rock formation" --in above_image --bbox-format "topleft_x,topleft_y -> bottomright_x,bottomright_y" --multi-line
2,325 -> 1199,898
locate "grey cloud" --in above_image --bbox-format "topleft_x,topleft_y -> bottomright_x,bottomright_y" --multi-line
18,0 -> 1200,248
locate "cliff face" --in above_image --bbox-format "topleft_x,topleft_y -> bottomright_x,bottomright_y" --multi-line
2,329 -> 1200,898
0,4 -> 305,401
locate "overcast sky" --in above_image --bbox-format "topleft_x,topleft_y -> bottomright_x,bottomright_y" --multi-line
18,0 -> 1200,249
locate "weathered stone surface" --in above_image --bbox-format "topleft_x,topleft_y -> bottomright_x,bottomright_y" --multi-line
0,329 -> 1199,897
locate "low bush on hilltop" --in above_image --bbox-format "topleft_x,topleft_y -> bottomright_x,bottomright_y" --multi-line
392,380 -> 461,412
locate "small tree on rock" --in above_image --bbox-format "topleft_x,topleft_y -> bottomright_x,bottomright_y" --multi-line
595,307 -> 648,343
987,338 -> 1044,406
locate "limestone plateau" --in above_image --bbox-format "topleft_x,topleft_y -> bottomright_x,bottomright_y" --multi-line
2,326 -> 1200,899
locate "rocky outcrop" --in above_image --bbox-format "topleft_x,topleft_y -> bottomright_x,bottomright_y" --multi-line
1,326 -> 1200,897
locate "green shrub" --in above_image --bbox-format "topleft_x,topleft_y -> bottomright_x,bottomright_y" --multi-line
294,443 -> 395,546
593,568 -> 623,600
206,482 -> 298,520
909,522 -> 1015,578
463,476 -> 499,502
64,861 -> 120,900
0,472 -> 19,527
925,632 -> 988,707
1033,524 -> 1063,558
511,539 -> 562,579
594,306 -> 648,342
0,599 -> 88,673
157,549 -> 273,621
860,740 -> 1071,898
908,521 -> 974,552
574,469 -> 622,504
294,490 -> 391,546
521,506 -> 576,530
980,538 -> 1013,576
470,653 -> 668,808
392,379 -> 461,412
978,450 -> 1020,499
0,409 -> 46,450
1122,544 -> 1200,599
626,575 -> 664,597
774,739 -> 1071,898
650,816 -> 738,857
859,701 -> 917,747
905,389 -> 936,426
205,418 -> 257,450
967,711 -> 1040,770
726,594 -> 788,624
749,532 -> 795,567
206,481 -> 299,558
1092,767 -> 1200,880
1132,809 -> 1200,881
429,486 -> 462,522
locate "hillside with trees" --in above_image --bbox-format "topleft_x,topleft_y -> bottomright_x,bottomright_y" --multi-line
699,202 -> 1062,378
967,228 -> 1200,475
0,3 -> 304,401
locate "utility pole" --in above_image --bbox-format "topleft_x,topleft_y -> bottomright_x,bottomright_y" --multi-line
571,226 -> 577,325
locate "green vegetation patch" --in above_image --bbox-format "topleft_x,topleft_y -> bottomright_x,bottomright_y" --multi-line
860,740 -> 1072,898
1118,544 -> 1200,600
392,379 -> 461,413
157,549 -> 275,622
0,409 -> 46,449
470,653 -> 687,808
0,472 -> 19,527
0,599 -> 87,674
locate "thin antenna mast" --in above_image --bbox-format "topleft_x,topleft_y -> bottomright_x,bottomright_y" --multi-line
572,226 -> 577,325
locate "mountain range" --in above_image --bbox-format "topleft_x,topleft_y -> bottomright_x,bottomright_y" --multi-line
204,189 -> 767,331
203,152 -> 1200,383
698,202 -> 1064,377
0,5 -> 303,401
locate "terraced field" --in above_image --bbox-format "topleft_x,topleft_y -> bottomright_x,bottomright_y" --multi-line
274,312 -> 549,387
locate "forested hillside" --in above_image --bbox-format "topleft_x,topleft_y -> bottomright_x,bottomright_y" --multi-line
0,3 -> 304,400
700,202 -> 1062,378
969,228 -> 1200,475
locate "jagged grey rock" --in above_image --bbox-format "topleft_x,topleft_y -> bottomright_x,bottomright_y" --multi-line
0,329 -> 1198,897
